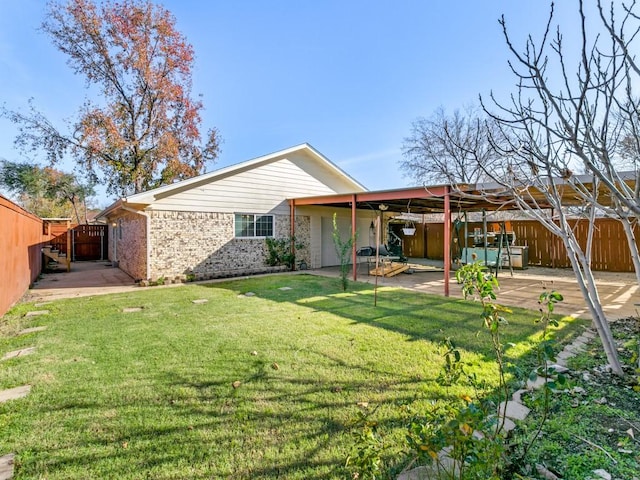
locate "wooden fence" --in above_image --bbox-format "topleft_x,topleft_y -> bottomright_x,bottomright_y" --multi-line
47,221 -> 71,255
0,196 -> 49,316
72,224 -> 108,261
510,219 -> 637,271
1,199 -> 109,316
403,218 -> 638,272
48,223 -> 108,261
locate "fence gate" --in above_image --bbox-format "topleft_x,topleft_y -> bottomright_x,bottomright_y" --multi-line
72,225 -> 108,261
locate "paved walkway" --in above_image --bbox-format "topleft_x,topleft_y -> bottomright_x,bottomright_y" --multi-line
23,261 -> 138,303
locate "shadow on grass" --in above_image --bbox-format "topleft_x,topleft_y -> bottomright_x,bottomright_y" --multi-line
23,365 -> 444,479
201,273 -> 583,364
5,273 -> 588,479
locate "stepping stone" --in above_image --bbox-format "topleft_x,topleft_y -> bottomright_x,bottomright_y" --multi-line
18,326 -> 47,335
0,385 -> 31,403
278,287 -> 292,291
398,447 -> 460,480
566,344 -> 586,354
554,357 -> 568,367
34,302 -> 50,307
244,292 -> 256,297
497,417 -> 517,432
575,335 -> 591,345
512,388 -> 528,403
593,469 -> 612,480
24,310 -> 49,317
557,350 -> 574,361
192,299 -> 208,304
546,363 -> 569,374
2,347 -> 36,361
436,447 -> 459,476
582,330 -> 597,339
498,400 -> 530,421
0,453 -> 15,480
122,307 -> 143,313
527,376 -> 549,390
397,465 -> 431,480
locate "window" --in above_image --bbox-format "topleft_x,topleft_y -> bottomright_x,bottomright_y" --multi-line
235,213 -> 273,238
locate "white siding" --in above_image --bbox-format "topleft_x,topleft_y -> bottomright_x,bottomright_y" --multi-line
320,216 -> 374,266
296,206 -> 374,267
321,216 -> 349,266
299,206 -> 380,268
309,215 -> 322,269
148,153 -> 358,214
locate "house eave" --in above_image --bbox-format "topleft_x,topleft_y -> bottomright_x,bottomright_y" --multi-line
121,143 -> 367,204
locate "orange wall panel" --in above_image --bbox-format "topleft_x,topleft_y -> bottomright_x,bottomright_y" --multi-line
0,197 -> 48,316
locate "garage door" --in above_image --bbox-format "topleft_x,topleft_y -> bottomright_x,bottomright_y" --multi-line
320,216 -> 373,267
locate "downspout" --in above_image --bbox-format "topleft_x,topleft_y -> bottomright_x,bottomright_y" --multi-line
289,199 -> 296,269
444,186 -> 451,297
113,222 -> 117,264
146,212 -> 150,281
351,194 -> 357,281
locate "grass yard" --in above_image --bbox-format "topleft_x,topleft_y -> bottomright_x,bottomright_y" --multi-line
0,274 -> 586,479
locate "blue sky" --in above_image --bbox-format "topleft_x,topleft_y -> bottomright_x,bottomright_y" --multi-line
0,1 -> 579,207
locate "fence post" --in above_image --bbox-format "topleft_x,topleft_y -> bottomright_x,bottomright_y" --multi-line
66,220 -> 71,272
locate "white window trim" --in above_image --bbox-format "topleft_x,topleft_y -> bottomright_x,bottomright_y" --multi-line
234,213 -> 274,238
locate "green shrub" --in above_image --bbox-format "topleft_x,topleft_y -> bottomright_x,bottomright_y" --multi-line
265,236 -> 303,269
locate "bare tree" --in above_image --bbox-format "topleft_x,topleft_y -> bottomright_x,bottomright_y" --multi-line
401,106 -> 503,185
474,1 -> 638,375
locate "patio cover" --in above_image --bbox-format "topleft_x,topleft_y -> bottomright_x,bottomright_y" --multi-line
289,173 -> 635,295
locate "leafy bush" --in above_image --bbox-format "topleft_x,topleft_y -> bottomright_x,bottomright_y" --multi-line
265,236 -> 304,269
346,407 -> 386,479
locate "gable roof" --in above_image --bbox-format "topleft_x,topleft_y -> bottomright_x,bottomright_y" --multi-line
131,143 -> 364,204
98,143 -> 366,218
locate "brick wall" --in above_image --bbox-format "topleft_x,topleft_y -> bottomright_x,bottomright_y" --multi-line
108,211 -> 147,280
293,214 -> 311,268
147,210 -> 310,281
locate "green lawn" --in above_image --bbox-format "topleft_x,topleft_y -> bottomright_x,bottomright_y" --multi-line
0,274 -> 586,479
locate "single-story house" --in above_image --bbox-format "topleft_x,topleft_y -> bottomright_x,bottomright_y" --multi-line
99,145 -> 639,293
98,143 -> 378,282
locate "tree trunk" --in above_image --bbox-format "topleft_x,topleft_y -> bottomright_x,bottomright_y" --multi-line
619,216 -> 640,286
564,234 -> 624,375
70,198 -> 81,225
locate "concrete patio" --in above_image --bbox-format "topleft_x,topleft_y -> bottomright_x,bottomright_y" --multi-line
313,259 -> 640,322
23,260 -> 138,303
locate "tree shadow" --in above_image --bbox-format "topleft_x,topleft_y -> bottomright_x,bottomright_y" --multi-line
199,273 -> 580,363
